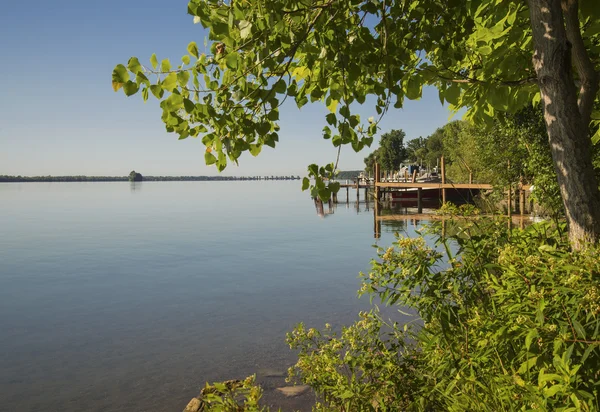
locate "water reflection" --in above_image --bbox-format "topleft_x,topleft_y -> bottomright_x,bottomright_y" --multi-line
129,181 -> 142,193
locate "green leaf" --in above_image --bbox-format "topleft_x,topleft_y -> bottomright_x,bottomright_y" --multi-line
127,57 -> 143,74
445,84 -> 461,105
177,71 -> 190,87
162,72 -> 178,91
239,20 -> 252,39
326,96 -> 339,113
161,58 -> 171,72
182,55 -> 191,65
274,79 -> 286,94
205,151 -> 217,165
249,144 -> 262,156
183,98 -> 195,113
543,384 -> 565,398
122,81 -> 139,96
525,329 -> 538,351
339,105 -> 350,118
326,113 -> 337,126
150,84 -> 164,99
225,53 -> 238,70
302,177 -> 310,191
591,129 -> 600,145
187,41 -> 199,58
406,75 -> 422,100
518,356 -> 538,374
112,64 -> 129,86
161,93 -> 184,112
217,150 -> 227,171
478,45 -> 493,55
150,53 -> 158,70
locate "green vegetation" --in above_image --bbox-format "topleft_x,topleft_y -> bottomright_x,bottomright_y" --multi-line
113,0 -> 600,246
129,170 -> 144,182
111,0 -> 600,410
188,219 -> 600,411
288,220 -> 600,411
335,170 -> 363,181
363,129 -> 408,173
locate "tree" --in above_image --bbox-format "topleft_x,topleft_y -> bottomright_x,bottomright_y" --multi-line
363,149 -> 380,173
129,170 -> 143,182
405,136 -> 427,165
377,129 -> 407,171
113,0 -> 600,247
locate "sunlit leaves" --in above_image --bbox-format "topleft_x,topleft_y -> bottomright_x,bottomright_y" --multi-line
238,20 -> 252,39
161,59 -> 171,72
161,73 -> 178,91
113,0 -> 599,195
122,81 -> 139,96
150,53 -> 158,70
111,64 -> 129,91
187,41 -> 199,58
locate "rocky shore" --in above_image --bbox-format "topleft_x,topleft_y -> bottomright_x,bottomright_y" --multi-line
182,369 -> 313,412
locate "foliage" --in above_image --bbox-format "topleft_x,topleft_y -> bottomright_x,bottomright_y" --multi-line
364,149 -> 380,174
129,170 -> 143,182
112,0 -> 600,201
377,129 -> 407,172
336,170 -> 363,180
405,136 -> 427,165
435,201 -> 481,216
287,219 -> 600,411
191,376 -> 267,411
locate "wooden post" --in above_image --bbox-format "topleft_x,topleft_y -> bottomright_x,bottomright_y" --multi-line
417,187 -> 422,213
411,169 -> 417,183
356,178 -> 360,202
519,189 -> 525,216
507,185 -> 512,217
469,172 -> 473,184
374,200 -> 381,238
374,163 -> 381,202
440,156 -> 446,205
346,186 -> 349,204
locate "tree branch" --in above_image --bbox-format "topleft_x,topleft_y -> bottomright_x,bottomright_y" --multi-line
562,0 -> 599,126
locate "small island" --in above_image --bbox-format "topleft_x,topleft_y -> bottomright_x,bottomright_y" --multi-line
128,170 -> 143,182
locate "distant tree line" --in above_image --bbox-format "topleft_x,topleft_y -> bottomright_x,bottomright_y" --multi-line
335,170 -> 363,180
0,175 -> 302,183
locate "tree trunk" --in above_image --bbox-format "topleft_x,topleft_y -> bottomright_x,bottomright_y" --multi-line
528,0 -> 600,249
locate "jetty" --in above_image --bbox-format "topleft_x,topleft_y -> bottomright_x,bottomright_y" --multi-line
334,157 -> 532,217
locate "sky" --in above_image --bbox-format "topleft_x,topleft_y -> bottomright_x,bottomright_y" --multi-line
0,0 -> 462,177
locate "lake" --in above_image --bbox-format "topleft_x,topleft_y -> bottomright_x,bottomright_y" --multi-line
0,181 -> 428,412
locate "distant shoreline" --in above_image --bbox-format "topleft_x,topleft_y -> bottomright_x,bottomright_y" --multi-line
0,176 -> 302,183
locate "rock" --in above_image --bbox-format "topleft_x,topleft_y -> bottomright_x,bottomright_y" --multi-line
183,397 -> 201,412
260,368 -> 286,378
275,385 -> 310,397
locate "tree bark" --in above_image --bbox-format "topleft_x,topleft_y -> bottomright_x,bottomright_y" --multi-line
528,0 -> 600,249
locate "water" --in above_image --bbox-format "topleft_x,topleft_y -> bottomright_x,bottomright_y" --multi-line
0,181 -> 427,412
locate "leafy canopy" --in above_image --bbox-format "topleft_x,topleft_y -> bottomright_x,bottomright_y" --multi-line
377,129 -> 407,171
112,0 -> 600,196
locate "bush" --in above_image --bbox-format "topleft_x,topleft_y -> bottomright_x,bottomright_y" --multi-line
288,219 -> 600,411
197,219 -> 600,411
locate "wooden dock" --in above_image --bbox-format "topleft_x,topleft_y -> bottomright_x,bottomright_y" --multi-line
335,159 -> 531,217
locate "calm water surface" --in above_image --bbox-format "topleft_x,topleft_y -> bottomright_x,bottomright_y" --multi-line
0,181 -> 428,412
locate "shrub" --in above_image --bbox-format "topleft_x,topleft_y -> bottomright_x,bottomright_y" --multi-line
288,219 -> 600,411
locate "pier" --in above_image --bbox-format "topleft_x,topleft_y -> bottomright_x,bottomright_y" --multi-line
334,158 -> 533,217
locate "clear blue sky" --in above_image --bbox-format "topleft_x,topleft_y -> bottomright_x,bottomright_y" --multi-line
0,0 -> 461,177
